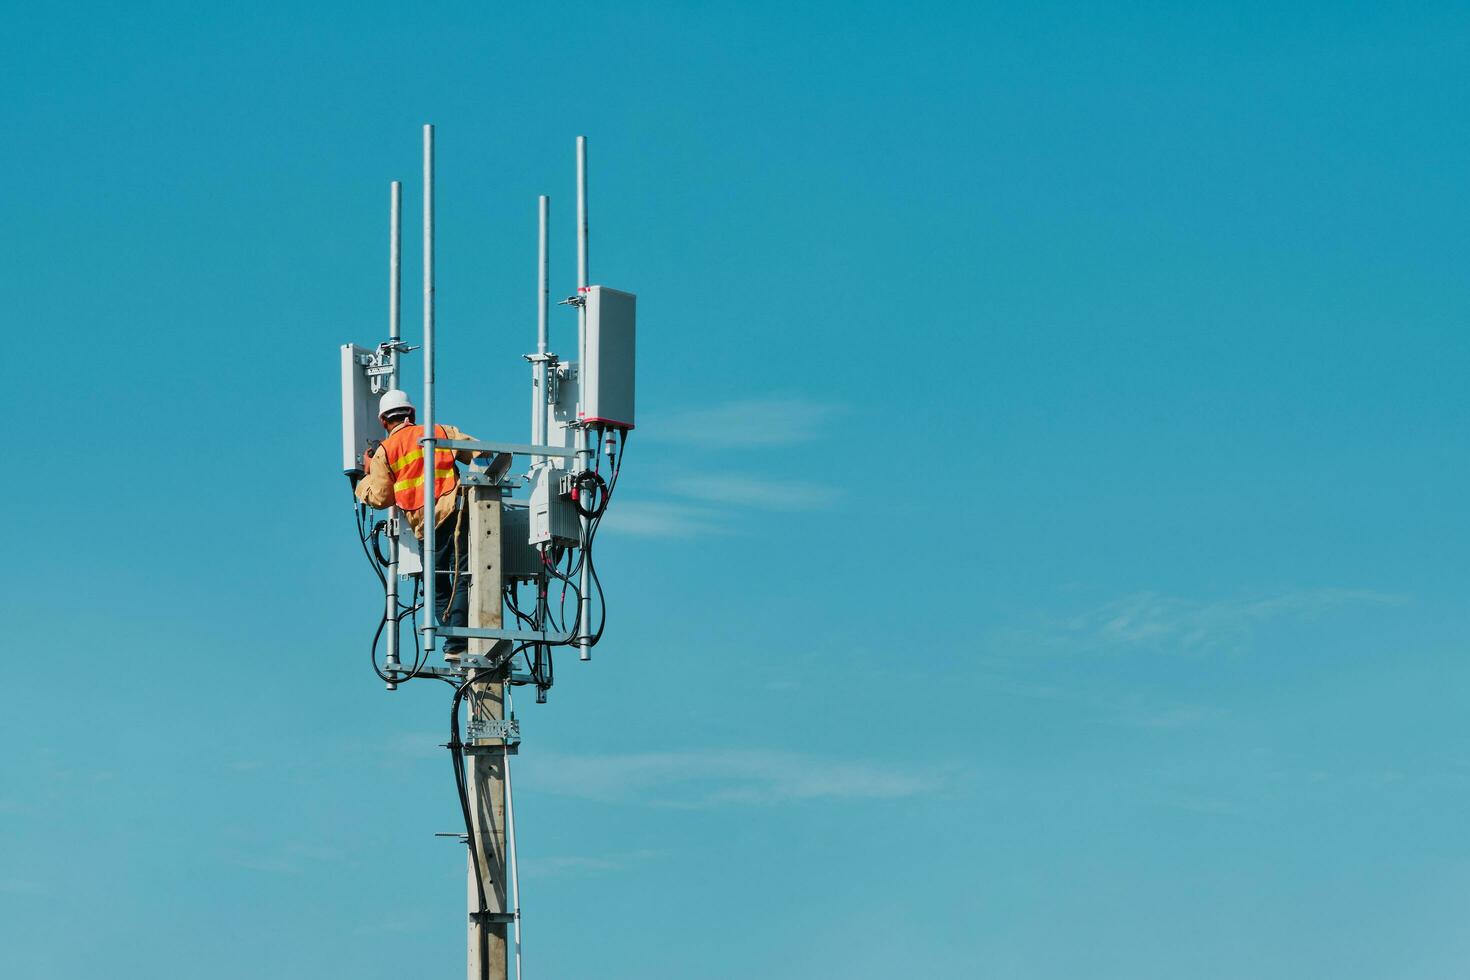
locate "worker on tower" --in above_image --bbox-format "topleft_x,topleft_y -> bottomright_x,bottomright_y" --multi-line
355,388 -> 483,661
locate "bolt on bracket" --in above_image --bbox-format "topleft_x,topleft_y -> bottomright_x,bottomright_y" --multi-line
466,718 -> 521,744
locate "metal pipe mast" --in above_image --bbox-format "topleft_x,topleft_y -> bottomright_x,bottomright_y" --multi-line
534,195 -> 549,456
385,179 -> 403,687
575,136 -> 592,660
390,180 -> 402,382
421,124 -> 438,659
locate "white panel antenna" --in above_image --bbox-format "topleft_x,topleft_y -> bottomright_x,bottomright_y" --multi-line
581,285 -> 636,430
340,343 -> 377,475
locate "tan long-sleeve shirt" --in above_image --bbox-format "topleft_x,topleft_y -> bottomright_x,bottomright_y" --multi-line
354,422 -> 481,538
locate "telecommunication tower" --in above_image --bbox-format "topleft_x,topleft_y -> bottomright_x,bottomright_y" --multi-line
339,125 -> 636,980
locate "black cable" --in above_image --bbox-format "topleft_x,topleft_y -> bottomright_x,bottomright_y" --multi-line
371,574 -> 432,686
550,548 -> 582,641
505,582 -> 538,629
356,488 -> 427,684
570,469 -> 608,519
355,502 -> 387,588
448,676 -> 487,914
531,552 -> 552,698
372,609 -> 427,684
447,639 -> 532,943
355,485 -> 442,684
371,519 -> 392,566
504,581 -> 554,693
586,539 -> 607,645
578,429 -> 625,647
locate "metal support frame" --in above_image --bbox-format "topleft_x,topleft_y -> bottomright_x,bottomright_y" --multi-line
439,625 -> 574,644
439,438 -> 577,459
360,130 -> 618,685
353,127 -> 630,980
381,664 -> 537,683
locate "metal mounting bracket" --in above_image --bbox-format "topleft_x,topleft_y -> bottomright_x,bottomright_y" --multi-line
455,653 -> 507,671
439,438 -> 578,460
382,665 -> 537,684
360,340 -> 422,390
460,471 -> 524,488
439,625 -> 575,644
466,717 -> 520,744
385,663 -> 460,680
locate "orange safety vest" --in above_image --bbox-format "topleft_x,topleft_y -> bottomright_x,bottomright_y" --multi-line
382,423 -> 459,512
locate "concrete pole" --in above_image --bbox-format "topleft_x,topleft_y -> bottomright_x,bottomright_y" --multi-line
466,486 -> 509,979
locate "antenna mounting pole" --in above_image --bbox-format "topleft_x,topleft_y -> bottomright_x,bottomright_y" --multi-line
533,195 -> 550,459
421,123 -> 438,659
575,136 -> 592,660
384,179 -> 403,688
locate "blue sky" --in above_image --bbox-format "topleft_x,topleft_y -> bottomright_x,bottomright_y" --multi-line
3,2 -> 1468,977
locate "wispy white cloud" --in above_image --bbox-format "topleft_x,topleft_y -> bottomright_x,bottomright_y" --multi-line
600,476 -> 838,537
663,474 -> 835,510
596,500 -> 730,538
520,748 -> 952,806
601,398 -> 846,536
648,397 -> 844,447
971,670 -> 1225,729
1003,588 -> 1402,657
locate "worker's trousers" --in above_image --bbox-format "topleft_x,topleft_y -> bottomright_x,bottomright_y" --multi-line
431,500 -> 471,656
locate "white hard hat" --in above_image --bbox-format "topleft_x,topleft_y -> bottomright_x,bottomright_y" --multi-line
378,389 -> 414,418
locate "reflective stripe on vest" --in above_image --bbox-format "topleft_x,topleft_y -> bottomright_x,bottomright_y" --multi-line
381,423 -> 458,512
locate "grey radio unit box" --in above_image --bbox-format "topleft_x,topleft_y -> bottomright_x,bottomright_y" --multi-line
528,466 -> 579,545
500,504 -> 541,580
582,285 -> 636,430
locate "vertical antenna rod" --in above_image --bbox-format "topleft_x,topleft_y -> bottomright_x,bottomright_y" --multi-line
421,123 -> 438,658
385,180 -> 403,688
577,137 -> 589,305
533,196 -> 549,457
575,136 -> 592,660
390,180 -> 402,380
